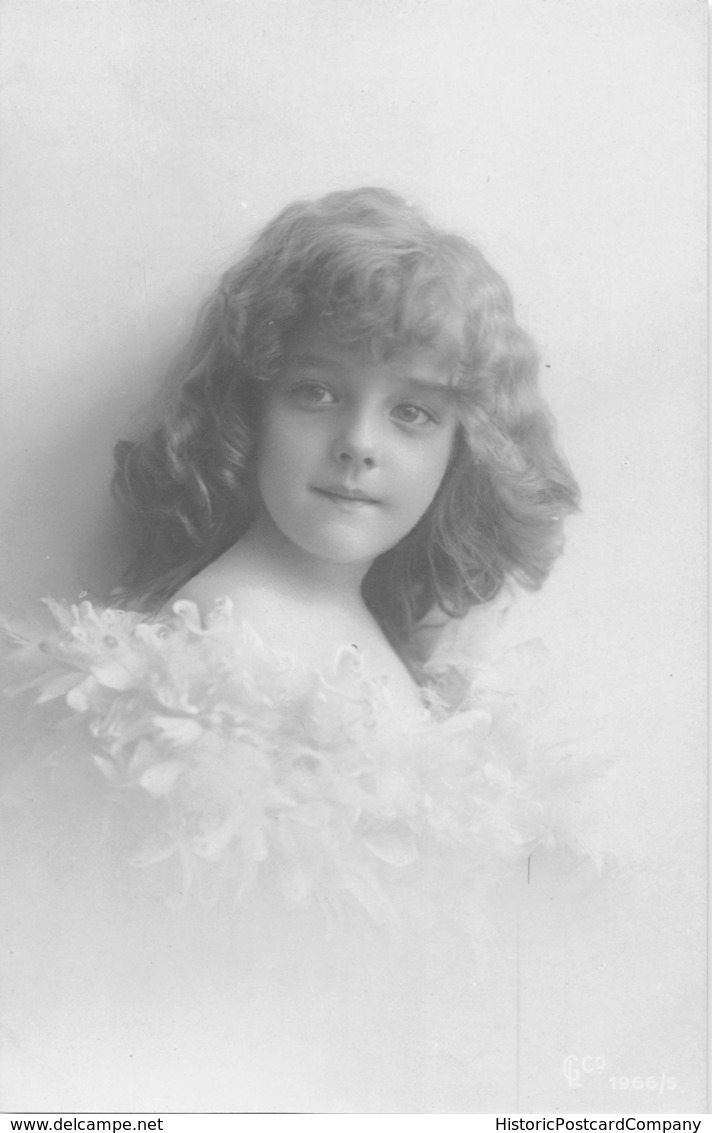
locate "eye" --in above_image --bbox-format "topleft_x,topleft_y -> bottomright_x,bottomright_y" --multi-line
290,382 -> 336,407
391,402 -> 437,426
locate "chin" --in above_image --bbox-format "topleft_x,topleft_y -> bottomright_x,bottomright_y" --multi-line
306,543 -> 380,566
291,529 -> 388,566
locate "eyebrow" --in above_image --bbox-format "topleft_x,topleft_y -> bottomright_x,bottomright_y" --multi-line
288,354 -> 457,399
287,353 -> 347,376
399,377 -> 457,400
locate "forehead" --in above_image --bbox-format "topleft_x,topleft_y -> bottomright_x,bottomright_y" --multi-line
285,322 -> 457,387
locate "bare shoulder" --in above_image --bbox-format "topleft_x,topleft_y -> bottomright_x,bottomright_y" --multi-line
164,555 -> 256,624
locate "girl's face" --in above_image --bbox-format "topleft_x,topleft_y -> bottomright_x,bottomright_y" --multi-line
255,322 -> 458,570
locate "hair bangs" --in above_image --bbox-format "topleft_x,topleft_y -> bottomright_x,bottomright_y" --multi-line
305,246 -> 471,378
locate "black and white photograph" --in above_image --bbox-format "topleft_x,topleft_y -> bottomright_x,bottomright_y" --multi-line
0,0 -> 706,1118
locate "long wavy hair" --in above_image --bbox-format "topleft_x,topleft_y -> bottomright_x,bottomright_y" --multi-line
113,187 -> 580,645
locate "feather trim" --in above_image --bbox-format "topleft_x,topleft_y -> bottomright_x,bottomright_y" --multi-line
2,598 -> 608,922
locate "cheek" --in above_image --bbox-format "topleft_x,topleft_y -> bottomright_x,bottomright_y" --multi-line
256,409 -> 308,487
409,432 -> 456,499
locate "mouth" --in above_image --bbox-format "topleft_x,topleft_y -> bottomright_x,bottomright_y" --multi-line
312,486 -> 380,506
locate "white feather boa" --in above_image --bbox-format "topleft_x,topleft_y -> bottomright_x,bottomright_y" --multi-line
2,597 -> 607,926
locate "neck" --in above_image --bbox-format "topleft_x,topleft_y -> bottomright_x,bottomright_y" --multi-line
234,509 -> 373,607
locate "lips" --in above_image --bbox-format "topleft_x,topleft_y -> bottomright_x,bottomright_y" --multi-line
312,486 -> 380,505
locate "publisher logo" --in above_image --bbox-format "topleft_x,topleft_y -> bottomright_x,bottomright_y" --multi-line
563,1055 -> 606,1087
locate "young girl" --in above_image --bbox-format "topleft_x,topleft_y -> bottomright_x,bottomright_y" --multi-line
114,185 -> 576,681
3,187 -> 596,1112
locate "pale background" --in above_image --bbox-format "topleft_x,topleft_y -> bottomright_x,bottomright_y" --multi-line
0,0 -> 706,1112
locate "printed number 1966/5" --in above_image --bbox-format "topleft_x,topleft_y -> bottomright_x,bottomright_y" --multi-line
609,1075 -> 677,1094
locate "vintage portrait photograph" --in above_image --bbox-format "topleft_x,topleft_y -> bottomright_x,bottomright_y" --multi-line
0,0 -> 706,1117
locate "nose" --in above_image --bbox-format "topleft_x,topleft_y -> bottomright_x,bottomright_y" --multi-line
331,409 -> 379,468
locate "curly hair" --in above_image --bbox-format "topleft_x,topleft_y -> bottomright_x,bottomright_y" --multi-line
112,186 -> 579,644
